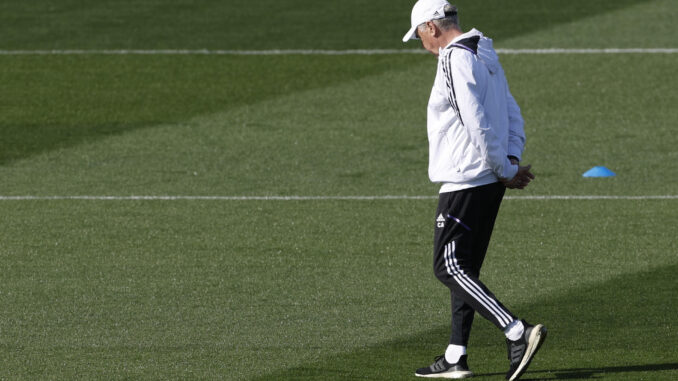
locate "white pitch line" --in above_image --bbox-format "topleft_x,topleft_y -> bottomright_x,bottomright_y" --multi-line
496,48 -> 678,54
0,195 -> 433,201
0,49 -> 423,55
505,195 -> 678,200
0,195 -> 677,201
0,48 -> 677,56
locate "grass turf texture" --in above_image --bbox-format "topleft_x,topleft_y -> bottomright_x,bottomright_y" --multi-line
1,200 -> 676,379
1,0 -> 678,379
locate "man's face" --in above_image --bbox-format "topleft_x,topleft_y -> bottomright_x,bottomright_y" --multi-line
417,22 -> 440,56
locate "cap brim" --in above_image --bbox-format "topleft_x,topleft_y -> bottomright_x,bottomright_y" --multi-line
402,25 -> 419,42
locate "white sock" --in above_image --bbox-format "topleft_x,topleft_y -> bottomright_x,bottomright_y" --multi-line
444,344 -> 466,364
504,319 -> 525,341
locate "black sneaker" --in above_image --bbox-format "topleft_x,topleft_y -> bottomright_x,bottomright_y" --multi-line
505,320 -> 547,381
415,354 -> 473,378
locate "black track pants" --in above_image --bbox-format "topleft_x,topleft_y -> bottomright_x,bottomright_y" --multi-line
433,182 -> 515,346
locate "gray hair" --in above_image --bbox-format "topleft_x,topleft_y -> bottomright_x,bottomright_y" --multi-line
417,4 -> 460,34
435,4 -> 459,30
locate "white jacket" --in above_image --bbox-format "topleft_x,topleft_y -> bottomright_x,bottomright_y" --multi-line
427,29 -> 525,192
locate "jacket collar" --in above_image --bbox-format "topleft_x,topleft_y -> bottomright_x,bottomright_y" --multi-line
441,28 -> 483,54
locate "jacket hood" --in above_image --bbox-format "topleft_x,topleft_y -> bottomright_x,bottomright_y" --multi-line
455,28 -> 500,74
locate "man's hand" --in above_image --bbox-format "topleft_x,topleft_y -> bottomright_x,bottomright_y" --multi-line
501,164 -> 535,190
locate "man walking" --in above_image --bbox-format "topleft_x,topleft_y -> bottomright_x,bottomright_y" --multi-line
402,1 -> 546,379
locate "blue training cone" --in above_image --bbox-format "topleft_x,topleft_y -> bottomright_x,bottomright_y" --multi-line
583,166 -> 615,177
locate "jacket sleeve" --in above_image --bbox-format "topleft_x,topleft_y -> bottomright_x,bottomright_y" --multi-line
506,87 -> 526,161
446,51 -> 518,180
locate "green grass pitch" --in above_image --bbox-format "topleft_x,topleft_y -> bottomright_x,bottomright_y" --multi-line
1,0 -> 677,380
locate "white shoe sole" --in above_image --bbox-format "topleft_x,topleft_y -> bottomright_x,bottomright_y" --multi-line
509,324 -> 547,381
415,370 -> 473,379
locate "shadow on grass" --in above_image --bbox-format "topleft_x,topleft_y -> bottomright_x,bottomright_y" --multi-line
486,363 -> 678,380
0,54 -> 422,166
251,264 -> 677,380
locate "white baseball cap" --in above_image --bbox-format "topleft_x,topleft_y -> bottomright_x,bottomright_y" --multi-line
402,0 -> 452,42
